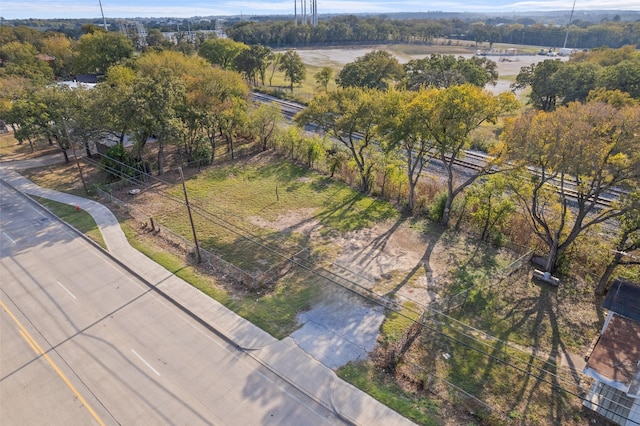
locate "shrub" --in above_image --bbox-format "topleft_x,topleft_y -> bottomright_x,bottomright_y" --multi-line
99,144 -> 142,181
429,191 -> 448,222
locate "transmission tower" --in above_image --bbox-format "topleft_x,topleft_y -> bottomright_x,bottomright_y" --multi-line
135,22 -> 148,47
312,0 -> 318,26
295,0 -> 317,26
119,21 -> 148,49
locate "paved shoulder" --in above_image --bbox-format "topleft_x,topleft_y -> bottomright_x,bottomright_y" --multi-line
0,164 -> 416,426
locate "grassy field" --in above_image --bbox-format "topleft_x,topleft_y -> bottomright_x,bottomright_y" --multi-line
9,140 -> 606,424
132,157 -> 399,273
122,221 -> 322,339
117,154 -> 601,424
32,196 -> 107,249
1,47 -> 608,424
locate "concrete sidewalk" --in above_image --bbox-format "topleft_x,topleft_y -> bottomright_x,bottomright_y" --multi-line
0,163 -> 415,426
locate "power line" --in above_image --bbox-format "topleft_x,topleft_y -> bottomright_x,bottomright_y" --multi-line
77,148 -> 637,423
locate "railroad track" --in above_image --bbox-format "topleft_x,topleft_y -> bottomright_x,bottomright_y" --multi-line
252,91 -> 622,208
252,92 -> 301,119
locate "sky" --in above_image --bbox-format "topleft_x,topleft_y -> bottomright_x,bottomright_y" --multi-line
2,0 -> 639,20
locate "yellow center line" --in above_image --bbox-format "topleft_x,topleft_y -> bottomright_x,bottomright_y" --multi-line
0,299 -> 106,426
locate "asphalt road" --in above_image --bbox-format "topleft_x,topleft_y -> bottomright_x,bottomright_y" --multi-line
0,183 -> 340,425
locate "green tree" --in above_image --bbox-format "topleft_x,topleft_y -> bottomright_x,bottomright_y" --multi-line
595,196 -> 640,294
599,55 -> 640,99
188,67 -> 249,163
100,143 -> 140,180
512,59 -> 563,111
464,175 -> 516,242
251,44 -> 272,86
74,31 -> 133,74
0,25 -> 46,48
571,45 -> 638,67
198,38 -> 247,70
336,50 -> 403,90
469,22 -> 488,46
41,33 -> 76,79
403,54 -> 497,90
132,71 -> 185,175
296,87 -> 382,193
267,52 -> 282,87
502,101 -> 640,274
146,29 -> 172,49
60,87 -> 103,159
377,89 -> 433,212
314,66 -> 333,92
0,75 -> 31,134
234,44 -> 272,86
7,92 -> 48,153
0,41 -> 53,83
131,51 -> 204,173
419,84 -> 518,226
135,49 -> 210,78
278,50 -> 306,93
219,97 -> 247,160
249,102 -> 282,151
146,29 -> 164,47
81,24 -> 107,35
17,85 -> 89,163
554,62 -> 601,104
587,88 -> 638,108
94,65 -> 138,144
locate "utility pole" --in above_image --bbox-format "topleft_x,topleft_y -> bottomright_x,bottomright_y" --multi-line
563,0 -> 577,49
63,120 -> 88,195
98,0 -> 108,31
179,167 -> 201,264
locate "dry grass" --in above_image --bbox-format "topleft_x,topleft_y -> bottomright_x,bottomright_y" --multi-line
0,133 -> 59,161
20,146 -> 610,425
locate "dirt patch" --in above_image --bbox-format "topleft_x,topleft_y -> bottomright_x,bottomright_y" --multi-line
18,149 -> 609,425
247,210 -> 443,304
249,207 -> 321,236
293,44 -> 568,97
0,132 -> 60,162
295,44 -> 566,76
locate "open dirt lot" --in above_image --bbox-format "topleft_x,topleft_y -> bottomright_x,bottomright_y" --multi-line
293,44 -> 568,94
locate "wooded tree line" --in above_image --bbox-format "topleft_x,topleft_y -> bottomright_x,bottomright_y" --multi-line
513,45 -> 640,111
1,25 -> 638,289
1,17 -> 221,42
197,39 -> 498,93
295,85 -> 639,287
226,15 -> 640,49
0,25 -> 135,80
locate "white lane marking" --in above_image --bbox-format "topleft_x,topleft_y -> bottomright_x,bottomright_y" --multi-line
23,199 -> 49,218
56,281 -> 77,300
131,349 -> 160,376
2,232 -> 16,244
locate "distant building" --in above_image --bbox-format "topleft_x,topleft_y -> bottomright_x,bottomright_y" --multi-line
583,279 -> 640,425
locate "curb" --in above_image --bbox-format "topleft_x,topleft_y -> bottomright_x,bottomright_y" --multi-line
1,175 -> 399,426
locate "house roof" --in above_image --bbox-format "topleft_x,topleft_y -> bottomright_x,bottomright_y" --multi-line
603,279 -> 640,323
37,53 -> 55,61
585,314 -> 640,394
74,74 -> 100,84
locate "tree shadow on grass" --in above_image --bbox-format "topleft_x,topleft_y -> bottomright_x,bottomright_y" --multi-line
466,281 -> 585,423
384,222 -> 445,299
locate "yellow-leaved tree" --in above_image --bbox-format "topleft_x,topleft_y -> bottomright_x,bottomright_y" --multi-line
502,101 -> 640,275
